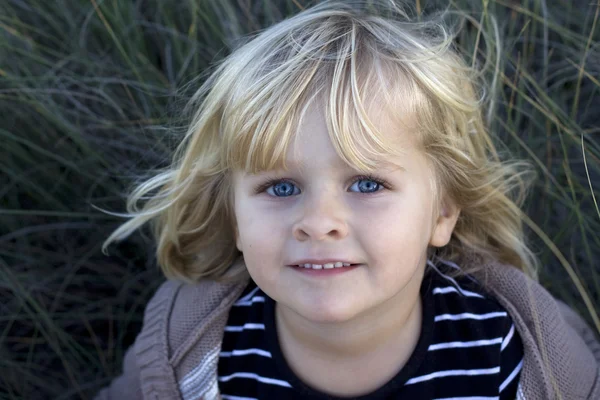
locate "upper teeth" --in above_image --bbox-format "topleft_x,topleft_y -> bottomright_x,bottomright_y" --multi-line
298,262 -> 352,269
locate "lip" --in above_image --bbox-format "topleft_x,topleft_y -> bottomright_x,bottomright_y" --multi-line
288,263 -> 361,275
287,258 -> 359,266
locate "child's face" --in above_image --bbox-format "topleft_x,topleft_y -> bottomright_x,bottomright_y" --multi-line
232,105 -> 458,324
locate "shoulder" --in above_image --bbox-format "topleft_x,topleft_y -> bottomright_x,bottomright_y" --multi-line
461,258 -> 600,399
426,261 -> 517,341
135,277 -> 248,351
427,259 -> 509,311
132,276 -> 249,399
167,278 -> 250,352
425,263 -> 524,399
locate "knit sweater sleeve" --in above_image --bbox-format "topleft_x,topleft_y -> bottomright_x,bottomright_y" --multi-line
93,272 -> 249,400
472,260 -> 600,400
556,300 -> 600,362
93,279 -> 184,400
94,342 -> 144,400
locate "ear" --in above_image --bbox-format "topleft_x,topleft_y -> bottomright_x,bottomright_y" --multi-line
429,197 -> 460,247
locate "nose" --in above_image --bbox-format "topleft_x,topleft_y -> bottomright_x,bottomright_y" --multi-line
292,189 -> 349,242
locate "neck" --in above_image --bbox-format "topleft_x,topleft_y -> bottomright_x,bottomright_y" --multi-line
275,267 -> 425,361
273,268 -> 425,396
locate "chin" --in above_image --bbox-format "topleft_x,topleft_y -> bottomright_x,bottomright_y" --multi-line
295,300 -> 362,324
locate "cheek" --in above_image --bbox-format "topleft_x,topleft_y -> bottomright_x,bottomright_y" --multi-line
358,195 -> 432,252
235,201 -> 287,263
237,203 -> 285,237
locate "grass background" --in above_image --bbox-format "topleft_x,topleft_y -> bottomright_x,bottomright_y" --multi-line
1,0 -> 599,398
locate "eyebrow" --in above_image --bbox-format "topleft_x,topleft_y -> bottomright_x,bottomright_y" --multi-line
280,159 -> 406,174
373,161 -> 406,172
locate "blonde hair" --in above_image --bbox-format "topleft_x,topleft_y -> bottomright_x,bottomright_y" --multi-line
102,0 -> 538,283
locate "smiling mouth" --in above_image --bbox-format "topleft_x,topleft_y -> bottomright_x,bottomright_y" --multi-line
290,262 -> 360,270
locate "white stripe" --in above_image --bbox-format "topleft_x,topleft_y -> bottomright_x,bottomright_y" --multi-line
405,367 -> 500,385
432,258 -> 481,285
224,323 -> 265,332
434,397 -> 499,400
220,348 -> 272,358
179,347 -> 221,400
517,384 -> 527,400
435,312 -> 507,322
218,372 -> 292,388
501,324 -> 515,351
202,381 -> 219,400
427,261 -> 485,298
221,395 -> 259,400
234,286 -> 260,305
432,286 -> 485,298
428,337 -> 503,351
499,359 -> 523,392
233,296 -> 265,306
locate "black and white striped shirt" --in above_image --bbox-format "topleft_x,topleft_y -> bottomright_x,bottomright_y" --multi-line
218,260 -> 523,399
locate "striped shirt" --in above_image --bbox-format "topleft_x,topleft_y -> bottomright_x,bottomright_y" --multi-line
217,260 -> 523,399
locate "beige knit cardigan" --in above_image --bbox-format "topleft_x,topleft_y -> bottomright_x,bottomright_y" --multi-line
95,258 -> 600,400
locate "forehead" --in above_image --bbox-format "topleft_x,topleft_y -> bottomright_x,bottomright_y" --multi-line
222,54 -> 424,176
290,106 -> 407,166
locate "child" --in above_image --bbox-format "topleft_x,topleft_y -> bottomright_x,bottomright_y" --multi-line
96,1 -> 600,399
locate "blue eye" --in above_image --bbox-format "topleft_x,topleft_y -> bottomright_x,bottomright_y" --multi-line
349,178 -> 383,193
255,175 -> 389,197
266,181 -> 300,197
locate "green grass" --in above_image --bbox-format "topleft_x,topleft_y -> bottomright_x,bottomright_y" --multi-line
1,0 -> 598,398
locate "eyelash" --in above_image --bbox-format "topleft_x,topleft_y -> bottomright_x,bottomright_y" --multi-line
253,174 -> 391,195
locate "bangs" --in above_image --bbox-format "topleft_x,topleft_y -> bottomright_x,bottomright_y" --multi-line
219,16 -> 422,175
